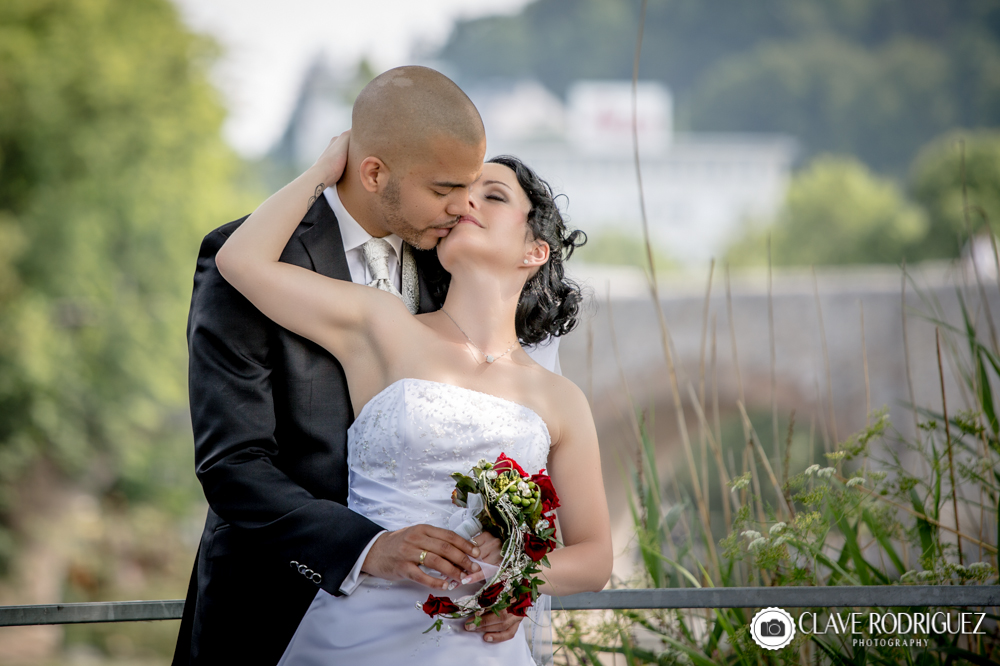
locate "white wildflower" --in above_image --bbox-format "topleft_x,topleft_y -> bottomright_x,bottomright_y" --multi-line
846,477 -> 865,488
730,474 -> 751,492
772,535 -> 788,547
749,537 -> 767,552
817,467 -> 836,478
742,530 -> 762,541
917,570 -> 935,581
969,562 -> 992,574
769,522 -> 786,535
804,464 -> 820,476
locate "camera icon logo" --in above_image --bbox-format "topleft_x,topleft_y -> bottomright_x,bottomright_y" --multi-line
751,607 -> 795,649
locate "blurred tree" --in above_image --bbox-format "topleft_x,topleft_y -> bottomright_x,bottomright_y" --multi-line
437,0 -> 1000,172
689,37 -> 958,173
726,156 -> 926,266
910,130 -> 1000,260
573,228 -> 675,271
0,0 -> 250,569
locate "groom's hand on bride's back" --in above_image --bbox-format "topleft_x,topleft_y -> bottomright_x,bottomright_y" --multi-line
361,524 -> 481,590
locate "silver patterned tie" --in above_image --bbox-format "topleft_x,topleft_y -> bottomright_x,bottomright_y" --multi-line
362,237 -> 419,314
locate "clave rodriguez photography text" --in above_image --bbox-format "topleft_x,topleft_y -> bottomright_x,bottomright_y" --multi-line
795,609 -> 987,648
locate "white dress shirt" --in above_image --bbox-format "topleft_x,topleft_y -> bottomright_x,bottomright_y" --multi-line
324,185 -> 561,594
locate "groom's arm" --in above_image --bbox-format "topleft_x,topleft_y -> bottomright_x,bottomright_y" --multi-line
188,221 -> 385,597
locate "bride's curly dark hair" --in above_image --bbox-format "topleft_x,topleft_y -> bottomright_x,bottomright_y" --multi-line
490,155 -> 587,346
416,155 -> 586,346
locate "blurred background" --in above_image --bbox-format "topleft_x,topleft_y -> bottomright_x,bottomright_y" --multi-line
1,0 -> 999,663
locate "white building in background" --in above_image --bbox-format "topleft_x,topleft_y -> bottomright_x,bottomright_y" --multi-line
272,61 -> 797,264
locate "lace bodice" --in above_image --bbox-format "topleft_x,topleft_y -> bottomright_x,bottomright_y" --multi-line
347,378 -> 551,531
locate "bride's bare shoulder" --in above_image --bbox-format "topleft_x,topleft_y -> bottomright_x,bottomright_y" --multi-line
529,371 -> 594,449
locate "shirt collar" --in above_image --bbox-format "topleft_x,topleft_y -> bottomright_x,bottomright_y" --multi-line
323,185 -> 404,261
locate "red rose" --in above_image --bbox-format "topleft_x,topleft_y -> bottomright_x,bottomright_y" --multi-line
530,471 -> 560,509
494,453 -> 527,478
477,582 -> 504,607
524,533 -> 552,562
508,589 -> 534,617
422,594 -> 460,617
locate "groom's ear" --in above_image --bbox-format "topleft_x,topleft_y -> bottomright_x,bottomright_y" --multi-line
358,156 -> 388,193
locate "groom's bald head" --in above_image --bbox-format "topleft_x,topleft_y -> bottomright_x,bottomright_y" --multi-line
351,66 -> 485,168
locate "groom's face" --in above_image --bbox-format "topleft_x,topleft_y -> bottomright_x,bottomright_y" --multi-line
376,134 -> 485,250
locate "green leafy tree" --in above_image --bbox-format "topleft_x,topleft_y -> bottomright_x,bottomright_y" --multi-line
910,130 -> 1000,260
689,37 -> 959,172
727,156 -> 926,266
438,0 -> 1000,172
0,0 -> 252,569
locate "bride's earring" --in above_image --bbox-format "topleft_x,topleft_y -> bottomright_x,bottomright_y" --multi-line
523,259 -> 529,264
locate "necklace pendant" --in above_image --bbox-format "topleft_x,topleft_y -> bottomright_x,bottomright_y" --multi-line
485,355 -> 495,363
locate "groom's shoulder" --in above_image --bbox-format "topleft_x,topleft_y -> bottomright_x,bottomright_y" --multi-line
199,216 -> 251,258
200,197 -> 337,260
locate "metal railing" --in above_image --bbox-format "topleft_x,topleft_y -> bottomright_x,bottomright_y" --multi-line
2,586 -> 998,627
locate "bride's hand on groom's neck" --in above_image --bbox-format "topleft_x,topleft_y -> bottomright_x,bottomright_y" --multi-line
311,130 -> 351,187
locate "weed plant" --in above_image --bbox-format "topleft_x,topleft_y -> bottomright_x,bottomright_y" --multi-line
553,259 -> 1000,665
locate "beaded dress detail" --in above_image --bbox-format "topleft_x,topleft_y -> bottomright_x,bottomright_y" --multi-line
277,378 -> 551,666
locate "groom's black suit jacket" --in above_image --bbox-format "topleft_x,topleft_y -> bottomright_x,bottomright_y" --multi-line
172,196 -> 443,666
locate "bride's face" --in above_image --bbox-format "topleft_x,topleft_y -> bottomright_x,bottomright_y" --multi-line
437,162 -> 547,277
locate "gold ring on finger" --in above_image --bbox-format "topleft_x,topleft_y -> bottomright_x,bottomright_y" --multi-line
419,550 -> 428,565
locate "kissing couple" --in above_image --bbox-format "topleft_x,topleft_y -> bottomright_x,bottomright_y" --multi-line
172,66 -> 613,666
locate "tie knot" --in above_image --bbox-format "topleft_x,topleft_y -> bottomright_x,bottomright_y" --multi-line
362,237 -> 394,282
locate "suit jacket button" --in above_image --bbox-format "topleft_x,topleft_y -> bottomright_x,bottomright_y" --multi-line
311,573 -> 323,584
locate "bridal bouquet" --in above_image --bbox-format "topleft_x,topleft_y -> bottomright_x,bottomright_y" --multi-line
419,453 -> 560,632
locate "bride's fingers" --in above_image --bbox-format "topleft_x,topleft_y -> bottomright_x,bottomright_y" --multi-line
473,533 -> 502,565
458,568 -> 486,584
464,609 -> 522,643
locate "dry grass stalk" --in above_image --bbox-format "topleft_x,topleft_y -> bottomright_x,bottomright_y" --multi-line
935,327 -> 964,564
960,139 -> 1000,357
768,236 -> 780,472
698,260 -> 715,515
901,261 -> 923,449
710,315 -> 731,531
737,401 -> 793,520
860,301 -> 871,427
812,266 -> 839,444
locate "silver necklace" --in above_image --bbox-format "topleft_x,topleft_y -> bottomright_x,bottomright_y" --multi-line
441,308 -> 519,364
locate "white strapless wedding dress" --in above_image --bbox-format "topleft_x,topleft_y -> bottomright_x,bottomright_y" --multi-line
277,378 -> 552,666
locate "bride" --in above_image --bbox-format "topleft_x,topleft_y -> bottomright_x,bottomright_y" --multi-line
215,131 -> 612,664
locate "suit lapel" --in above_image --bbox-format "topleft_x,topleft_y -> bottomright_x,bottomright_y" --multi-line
413,248 -> 446,314
298,194 -> 446,312
297,195 -> 352,281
